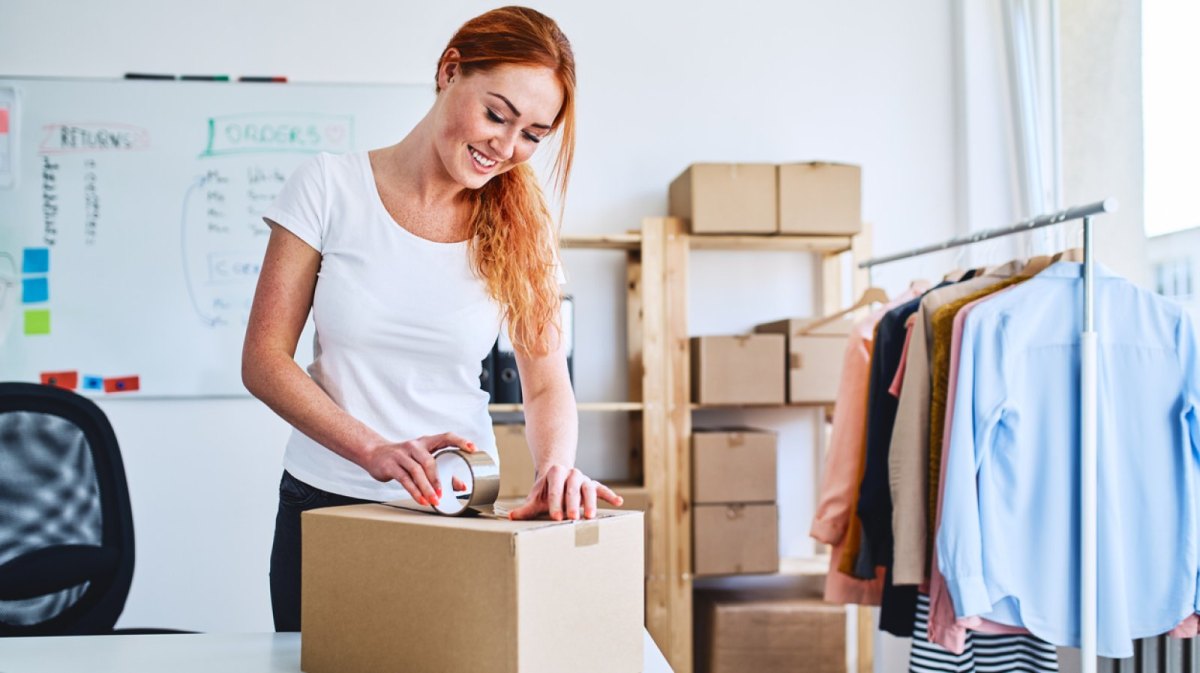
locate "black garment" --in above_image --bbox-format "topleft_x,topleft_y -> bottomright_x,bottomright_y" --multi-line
853,282 -> 953,637
269,470 -> 374,632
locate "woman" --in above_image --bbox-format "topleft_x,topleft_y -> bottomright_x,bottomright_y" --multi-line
242,6 -> 622,632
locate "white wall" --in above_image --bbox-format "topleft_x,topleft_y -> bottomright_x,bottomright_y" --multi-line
1,0 -> 961,649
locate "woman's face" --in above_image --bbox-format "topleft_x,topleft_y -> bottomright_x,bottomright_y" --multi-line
435,62 -> 564,190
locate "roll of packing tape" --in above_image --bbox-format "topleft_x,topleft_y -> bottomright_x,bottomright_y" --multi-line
430,447 -> 500,516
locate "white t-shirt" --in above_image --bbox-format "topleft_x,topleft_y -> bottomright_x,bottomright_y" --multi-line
261,150 -> 509,500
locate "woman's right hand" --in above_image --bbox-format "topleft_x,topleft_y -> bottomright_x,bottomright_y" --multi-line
363,432 -> 476,508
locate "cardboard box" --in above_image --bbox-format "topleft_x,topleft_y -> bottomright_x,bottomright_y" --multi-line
777,162 -> 861,235
302,504 -> 644,673
694,590 -> 846,673
669,163 -> 777,234
690,334 -> 786,406
754,317 -> 852,404
603,484 -> 652,577
692,429 -> 777,504
693,503 -> 779,576
494,422 -> 536,498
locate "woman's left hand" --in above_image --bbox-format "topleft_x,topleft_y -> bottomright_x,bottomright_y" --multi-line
507,464 -> 623,520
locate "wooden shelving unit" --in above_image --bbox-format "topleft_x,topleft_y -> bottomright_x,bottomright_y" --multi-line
527,223 -> 869,673
634,217 -> 871,673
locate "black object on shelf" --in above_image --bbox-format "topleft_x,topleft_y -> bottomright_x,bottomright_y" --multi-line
494,328 -> 522,404
480,347 -> 495,402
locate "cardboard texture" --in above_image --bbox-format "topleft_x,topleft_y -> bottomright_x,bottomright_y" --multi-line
692,429 -> 777,504
693,503 -> 779,576
669,163 -> 777,234
494,422 -> 536,498
694,590 -> 847,673
690,334 -> 786,405
302,504 -> 644,673
603,484 -> 652,577
777,162 -> 861,235
754,317 -> 852,404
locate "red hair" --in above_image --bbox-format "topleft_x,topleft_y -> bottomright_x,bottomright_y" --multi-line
438,6 -> 575,355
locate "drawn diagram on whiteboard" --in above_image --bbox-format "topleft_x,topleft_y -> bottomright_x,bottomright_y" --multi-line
181,112 -> 352,328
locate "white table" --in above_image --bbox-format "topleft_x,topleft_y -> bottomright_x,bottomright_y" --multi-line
0,629 -> 674,672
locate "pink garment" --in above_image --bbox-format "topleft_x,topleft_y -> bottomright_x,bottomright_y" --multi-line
888,318 -> 917,398
928,290 -> 1200,650
812,285 -> 927,605
927,291 -> 1028,652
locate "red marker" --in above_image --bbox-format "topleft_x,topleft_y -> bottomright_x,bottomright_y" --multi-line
41,371 -> 79,390
238,76 -> 288,83
104,376 -> 140,393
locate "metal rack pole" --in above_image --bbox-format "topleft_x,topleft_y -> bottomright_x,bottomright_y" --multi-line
857,199 -> 1116,269
1081,217 -> 1098,673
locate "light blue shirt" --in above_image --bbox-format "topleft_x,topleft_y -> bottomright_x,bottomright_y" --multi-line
937,261 -> 1200,658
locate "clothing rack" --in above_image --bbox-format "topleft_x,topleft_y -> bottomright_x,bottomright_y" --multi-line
857,198 -> 1117,673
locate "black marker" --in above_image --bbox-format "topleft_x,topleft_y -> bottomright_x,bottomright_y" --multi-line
125,72 -> 176,80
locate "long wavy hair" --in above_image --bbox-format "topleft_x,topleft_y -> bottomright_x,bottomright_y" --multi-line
438,6 -> 575,356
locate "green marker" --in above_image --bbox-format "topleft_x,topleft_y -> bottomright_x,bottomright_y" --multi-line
181,75 -> 230,82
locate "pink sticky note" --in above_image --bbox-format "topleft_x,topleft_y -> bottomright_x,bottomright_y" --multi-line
0,108 -> 8,134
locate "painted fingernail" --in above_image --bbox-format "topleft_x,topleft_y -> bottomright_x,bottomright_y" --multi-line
416,496 -> 428,506
568,510 -> 577,519
436,486 -> 443,497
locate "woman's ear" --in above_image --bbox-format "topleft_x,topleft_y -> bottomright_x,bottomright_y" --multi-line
438,48 -> 462,89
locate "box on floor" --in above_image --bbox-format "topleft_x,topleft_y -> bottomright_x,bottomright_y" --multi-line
694,585 -> 847,673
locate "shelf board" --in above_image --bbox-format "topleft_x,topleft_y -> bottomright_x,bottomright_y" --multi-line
687,234 -> 852,253
690,401 -> 834,410
561,233 -> 642,250
489,401 -> 645,413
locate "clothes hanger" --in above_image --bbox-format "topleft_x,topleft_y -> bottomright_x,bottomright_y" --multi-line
1052,247 -> 1084,262
798,286 -> 890,335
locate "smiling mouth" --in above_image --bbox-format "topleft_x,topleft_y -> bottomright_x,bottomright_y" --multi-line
468,145 -> 498,171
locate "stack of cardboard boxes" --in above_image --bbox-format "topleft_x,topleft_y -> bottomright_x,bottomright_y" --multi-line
675,161 -> 862,672
678,160 -> 860,409
692,428 -> 779,576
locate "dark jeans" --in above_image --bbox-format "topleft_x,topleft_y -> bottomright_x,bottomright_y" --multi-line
269,470 -> 374,632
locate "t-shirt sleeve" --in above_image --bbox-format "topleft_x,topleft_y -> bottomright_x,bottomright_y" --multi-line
261,153 -> 328,252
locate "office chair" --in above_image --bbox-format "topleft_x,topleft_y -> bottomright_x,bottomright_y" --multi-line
0,381 -> 135,636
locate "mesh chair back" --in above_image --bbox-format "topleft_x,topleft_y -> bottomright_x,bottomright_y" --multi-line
0,383 -> 134,635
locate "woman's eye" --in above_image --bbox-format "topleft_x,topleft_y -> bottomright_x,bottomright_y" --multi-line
523,132 -> 542,144
486,108 -> 504,123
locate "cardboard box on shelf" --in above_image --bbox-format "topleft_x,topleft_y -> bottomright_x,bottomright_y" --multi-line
694,589 -> 847,673
693,503 -> 779,576
692,429 -> 777,504
302,504 -> 644,673
669,163 -> 777,235
690,334 -> 786,406
777,162 -> 861,235
754,317 -> 852,404
494,422 -> 536,499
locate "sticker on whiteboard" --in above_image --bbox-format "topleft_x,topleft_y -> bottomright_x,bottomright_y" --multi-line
82,375 -> 104,391
0,85 -> 17,189
41,371 -> 79,390
104,376 -> 140,393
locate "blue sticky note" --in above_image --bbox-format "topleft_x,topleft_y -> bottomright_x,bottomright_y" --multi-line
83,376 -> 104,391
22,277 -> 48,303
22,248 -> 49,274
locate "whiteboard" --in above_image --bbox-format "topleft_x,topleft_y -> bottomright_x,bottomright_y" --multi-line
0,77 -> 435,398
